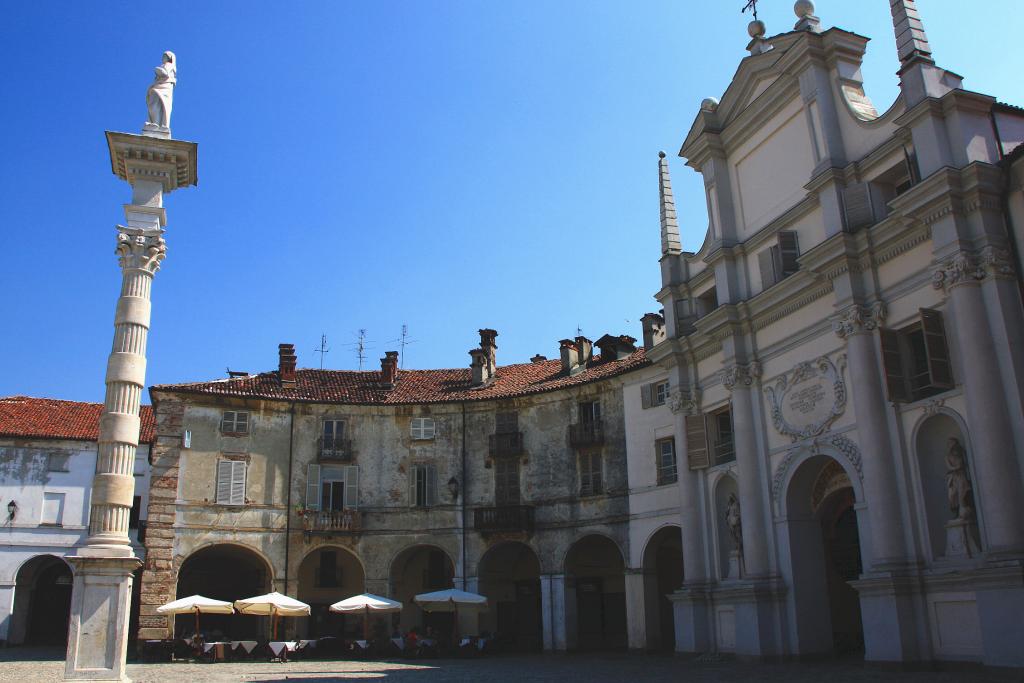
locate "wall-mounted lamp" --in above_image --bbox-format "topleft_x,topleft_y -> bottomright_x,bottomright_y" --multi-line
7,500 -> 17,521
447,477 -> 460,502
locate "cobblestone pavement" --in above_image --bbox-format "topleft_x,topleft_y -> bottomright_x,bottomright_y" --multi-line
1,649 -> 1020,682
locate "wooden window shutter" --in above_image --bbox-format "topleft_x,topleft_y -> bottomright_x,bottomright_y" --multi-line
216,461 -> 233,505
409,466 -> 419,506
426,465 -> 438,506
229,461 -> 246,505
685,414 -> 710,470
758,248 -> 777,290
777,231 -> 800,277
344,465 -> 359,509
920,308 -> 954,389
842,182 -> 875,231
641,383 -> 653,409
306,463 -> 321,510
879,328 -> 910,402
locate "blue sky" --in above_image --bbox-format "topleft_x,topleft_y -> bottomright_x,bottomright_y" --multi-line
1,1 -> 1020,403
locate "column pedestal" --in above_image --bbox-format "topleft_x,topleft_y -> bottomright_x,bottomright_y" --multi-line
667,583 -> 712,654
623,569 -> 648,651
63,557 -> 142,683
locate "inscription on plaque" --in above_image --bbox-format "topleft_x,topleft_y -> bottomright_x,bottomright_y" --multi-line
766,355 -> 847,441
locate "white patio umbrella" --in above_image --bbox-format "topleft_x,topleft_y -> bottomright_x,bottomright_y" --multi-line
413,588 -> 488,640
330,593 -> 403,640
157,595 -> 234,636
234,592 -> 311,640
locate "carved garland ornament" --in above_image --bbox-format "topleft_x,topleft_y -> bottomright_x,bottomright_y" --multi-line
932,246 -> 1015,292
831,301 -> 886,340
668,388 -> 702,415
722,362 -> 762,391
771,433 -> 863,503
765,354 -> 847,442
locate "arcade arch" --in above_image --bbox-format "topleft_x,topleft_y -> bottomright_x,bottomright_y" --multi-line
564,534 -> 626,650
9,555 -> 72,645
296,545 -> 365,638
175,543 -> 272,639
640,526 -> 683,651
478,542 -> 542,650
389,544 -> 454,633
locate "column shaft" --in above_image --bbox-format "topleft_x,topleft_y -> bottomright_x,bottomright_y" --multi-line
672,408 -> 707,583
730,384 -> 770,577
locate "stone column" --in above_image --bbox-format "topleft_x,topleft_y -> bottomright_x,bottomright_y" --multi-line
832,303 -> 908,566
624,568 -> 647,650
933,251 -> 1024,555
723,363 -> 769,577
539,573 -> 567,651
64,129 -> 196,682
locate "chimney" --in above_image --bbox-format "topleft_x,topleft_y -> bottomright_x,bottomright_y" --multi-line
469,348 -> 488,386
380,351 -> 399,387
575,336 -> 593,367
479,329 -> 498,376
560,339 -> 580,376
596,334 -> 638,361
278,343 -> 297,388
641,313 -> 667,351
530,354 -> 547,364
469,329 -> 498,387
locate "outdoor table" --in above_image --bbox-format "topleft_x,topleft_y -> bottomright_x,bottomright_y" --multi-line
269,641 -> 298,659
390,637 -> 404,650
230,640 -> 258,653
201,642 -> 228,661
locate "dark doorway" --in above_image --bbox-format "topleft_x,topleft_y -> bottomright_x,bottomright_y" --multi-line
820,489 -> 864,654
176,544 -> 270,640
565,535 -> 626,650
642,526 -> 683,651
13,556 -> 73,645
478,542 -> 542,650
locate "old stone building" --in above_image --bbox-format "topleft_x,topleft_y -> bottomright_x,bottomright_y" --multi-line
137,332 -> 658,650
635,0 -> 1024,668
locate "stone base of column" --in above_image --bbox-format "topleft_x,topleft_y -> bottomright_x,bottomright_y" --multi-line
850,570 -> 923,663
710,578 -> 786,659
667,583 -> 713,655
63,556 -> 142,683
943,519 -> 981,560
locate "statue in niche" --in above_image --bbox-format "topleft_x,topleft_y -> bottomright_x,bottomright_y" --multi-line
725,492 -> 743,552
146,51 -> 177,131
945,437 -> 974,521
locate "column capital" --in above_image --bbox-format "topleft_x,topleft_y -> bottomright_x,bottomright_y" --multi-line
723,362 -> 761,391
832,301 -> 886,340
932,246 -> 1016,293
669,387 -> 702,415
117,227 -> 166,275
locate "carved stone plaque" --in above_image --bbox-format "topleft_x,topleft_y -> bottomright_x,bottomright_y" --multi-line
766,355 -> 846,441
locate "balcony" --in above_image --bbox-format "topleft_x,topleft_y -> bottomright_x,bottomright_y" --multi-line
488,431 -> 524,457
474,505 -> 535,533
568,421 -> 604,448
300,508 -> 361,535
317,435 -> 353,462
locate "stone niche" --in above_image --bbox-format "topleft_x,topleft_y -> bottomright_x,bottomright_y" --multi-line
765,355 -> 846,442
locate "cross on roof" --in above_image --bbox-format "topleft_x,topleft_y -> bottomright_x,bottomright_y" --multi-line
742,0 -> 759,21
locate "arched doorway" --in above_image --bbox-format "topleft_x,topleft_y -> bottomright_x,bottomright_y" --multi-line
478,542 -> 541,650
784,454 -> 865,656
565,535 -> 626,650
389,545 -> 454,633
9,555 -> 73,645
641,526 -> 683,651
176,544 -> 271,639
297,546 -> 365,639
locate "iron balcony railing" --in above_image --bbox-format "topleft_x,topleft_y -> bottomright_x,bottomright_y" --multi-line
488,431 -> 524,457
473,505 -> 535,533
317,435 -> 353,461
568,421 -> 604,448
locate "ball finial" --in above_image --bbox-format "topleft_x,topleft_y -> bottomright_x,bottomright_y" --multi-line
794,0 -> 815,18
658,151 -> 667,159
700,97 -> 720,112
748,19 -> 766,39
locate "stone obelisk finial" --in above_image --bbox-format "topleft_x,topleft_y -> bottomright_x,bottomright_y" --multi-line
658,151 -> 682,256
890,0 -> 933,68
889,0 -> 960,106
63,52 -> 196,683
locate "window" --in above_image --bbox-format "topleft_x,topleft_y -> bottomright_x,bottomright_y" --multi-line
696,288 -> 719,318
656,438 -> 677,485
323,419 -> 345,442
495,457 -> 520,505
758,231 -> 800,291
41,492 -> 65,526
215,460 -> 247,505
641,380 -> 670,408
580,452 -> 603,496
495,411 -> 518,434
880,308 -> 954,403
317,550 -> 341,588
579,401 -> 601,425
220,410 -> 249,434
710,407 -> 735,465
46,453 -> 70,473
410,417 -> 436,440
410,464 -> 438,507
320,419 -> 348,458
305,463 -> 359,511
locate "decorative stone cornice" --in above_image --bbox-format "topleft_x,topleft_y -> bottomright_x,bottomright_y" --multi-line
722,362 -> 761,391
932,246 -> 1015,293
669,388 -> 702,416
831,301 -> 886,340
117,227 -> 166,274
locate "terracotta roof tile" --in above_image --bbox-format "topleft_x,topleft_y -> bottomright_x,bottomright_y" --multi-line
153,350 -> 650,405
0,396 -> 155,443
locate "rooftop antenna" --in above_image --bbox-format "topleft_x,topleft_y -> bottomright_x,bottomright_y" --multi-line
742,0 -> 759,21
388,324 -> 419,369
312,333 -> 330,370
576,324 -> 584,337
355,329 -> 367,370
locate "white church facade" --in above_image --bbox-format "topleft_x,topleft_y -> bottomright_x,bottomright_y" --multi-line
633,0 -> 1024,667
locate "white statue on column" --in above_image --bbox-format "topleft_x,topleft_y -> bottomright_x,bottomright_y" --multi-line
725,492 -> 744,579
144,51 -> 176,136
942,437 -> 980,559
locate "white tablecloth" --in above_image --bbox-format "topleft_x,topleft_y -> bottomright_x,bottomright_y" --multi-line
231,640 -> 258,653
268,641 -> 297,656
390,637 -> 404,650
202,641 -> 229,654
